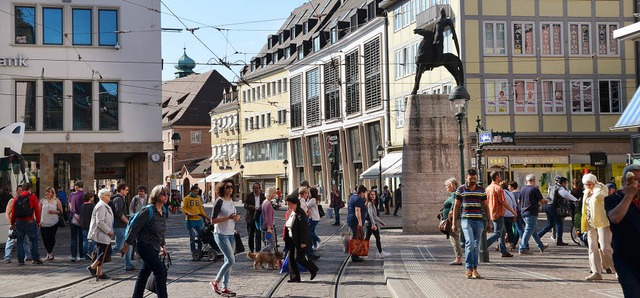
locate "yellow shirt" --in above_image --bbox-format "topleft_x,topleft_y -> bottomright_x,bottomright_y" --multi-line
182,194 -> 206,221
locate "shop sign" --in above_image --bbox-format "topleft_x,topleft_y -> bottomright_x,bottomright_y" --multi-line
510,156 -> 568,165
487,157 -> 508,167
0,55 -> 28,67
479,131 -> 492,144
590,152 -> 607,166
478,130 -> 516,145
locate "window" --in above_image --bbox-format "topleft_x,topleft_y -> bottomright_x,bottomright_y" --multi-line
364,37 -> 382,110
597,23 -> 619,56
313,36 -> 321,52
298,45 -> 304,60
485,80 -> 509,114
72,8 -> 92,45
331,27 -> 338,43
393,7 -> 402,31
277,80 -> 282,93
402,2 -> 410,27
73,82 -> 93,131
570,80 -> 593,113
242,90 -> 247,103
290,75 -> 303,128
485,22 -> 506,53
15,6 -> 35,44
345,50 -> 360,115
395,49 -> 404,79
267,112 -> 272,127
243,139 -> 288,163
367,122 -> 382,162
271,82 -> 276,95
99,82 -> 119,130
513,22 -> 535,55
540,23 -> 562,56
283,78 -> 288,92
261,114 -> 266,128
513,80 -> 537,114
190,131 -> 201,144
599,80 -> 621,113
43,82 -> 64,131
308,135 -> 321,166
244,118 -> 249,131
306,68 -> 321,127
255,115 -> 260,129
542,81 -> 565,114
349,127 -> 362,163
396,97 -> 405,128
277,109 -> 287,124
98,9 -> 118,46
411,0 -> 418,23
293,138 -> 304,167
324,59 -> 341,120
15,81 -> 36,131
43,8 -> 63,45
267,82 -> 271,96
569,23 -> 591,56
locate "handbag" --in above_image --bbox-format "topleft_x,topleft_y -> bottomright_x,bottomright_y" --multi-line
437,208 -> 452,235
348,227 -> 369,257
146,253 -> 171,293
234,231 -> 245,254
58,214 -> 66,228
279,252 -> 308,274
318,205 -> 325,218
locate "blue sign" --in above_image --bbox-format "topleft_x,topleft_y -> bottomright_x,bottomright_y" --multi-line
479,131 -> 492,144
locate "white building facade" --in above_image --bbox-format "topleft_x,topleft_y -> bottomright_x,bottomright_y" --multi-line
1,0 -> 163,196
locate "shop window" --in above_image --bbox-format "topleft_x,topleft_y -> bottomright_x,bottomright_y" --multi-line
15,81 -> 36,131
485,80 -> 509,114
99,82 -> 119,130
43,7 -> 63,45
484,22 -> 506,55
15,6 -> 36,44
309,135 -> 321,166
367,122 -> 382,162
43,81 -> 64,131
72,82 -> 93,131
540,23 -> 563,56
73,9 -> 92,45
349,127 -> 362,163
293,138 -> 304,167
98,9 -> 118,46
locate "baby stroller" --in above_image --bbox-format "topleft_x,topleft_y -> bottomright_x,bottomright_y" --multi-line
193,224 -> 222,261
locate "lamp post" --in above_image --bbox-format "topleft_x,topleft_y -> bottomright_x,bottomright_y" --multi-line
282,159 -> 289,195
449,86 -> 470,182
239,164 -> 245,201
328,152 -> 335,199
376,144 -> 384,199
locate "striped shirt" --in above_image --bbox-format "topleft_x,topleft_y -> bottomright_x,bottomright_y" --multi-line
455,184 -> 486,219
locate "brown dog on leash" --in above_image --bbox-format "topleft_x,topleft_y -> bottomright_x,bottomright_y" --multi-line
247,251 -> 284,269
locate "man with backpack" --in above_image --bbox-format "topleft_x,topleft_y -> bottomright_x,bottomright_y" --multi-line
9,182 -> 42,265
110,182 -> 134,271
4,185 -> 32,263
538,176 -> 577,246
128,185 -> 148,261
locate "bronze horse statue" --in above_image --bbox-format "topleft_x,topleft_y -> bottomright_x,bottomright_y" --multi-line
411,28 -> 464,95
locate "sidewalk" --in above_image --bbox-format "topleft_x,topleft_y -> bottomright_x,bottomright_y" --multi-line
374,211 -> 625,297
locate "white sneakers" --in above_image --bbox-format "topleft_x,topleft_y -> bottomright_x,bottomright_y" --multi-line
585,273 -> 603,281
376,251 -> 391,259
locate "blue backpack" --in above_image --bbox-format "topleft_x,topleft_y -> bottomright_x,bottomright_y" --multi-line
125,205 -> 168,240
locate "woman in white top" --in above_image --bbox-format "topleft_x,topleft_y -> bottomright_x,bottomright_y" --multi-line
39,187 -> 63,261
210,178 -> 241,297
307,188 -> 322,250
581,173 -> 615,281
365,191 -> 390,258
500,181 -> 518,251
87,189 -> 114,280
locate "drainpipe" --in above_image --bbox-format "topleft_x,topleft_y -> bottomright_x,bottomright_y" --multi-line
383,11 -> 392,149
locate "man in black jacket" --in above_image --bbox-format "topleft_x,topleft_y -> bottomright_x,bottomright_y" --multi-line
244,182 -> 265,253
287,180 -> 310,201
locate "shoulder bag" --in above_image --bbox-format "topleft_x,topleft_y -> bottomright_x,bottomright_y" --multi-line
348,227 -> 369,257
146,253 -> 171,293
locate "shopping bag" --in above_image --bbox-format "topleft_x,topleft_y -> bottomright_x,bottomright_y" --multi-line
348,227 -> 369,256
279,252 -> 308,274
146,254 -> 171,293
234,231 -> 245,254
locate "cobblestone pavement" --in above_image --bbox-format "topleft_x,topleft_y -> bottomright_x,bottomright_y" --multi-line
0,204 -> 627,298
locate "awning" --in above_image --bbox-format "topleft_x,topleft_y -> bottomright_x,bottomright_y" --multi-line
196,173 -> 222,184
359,152 -> 403,180
612,86 -> 640,130
212,171 -> 239,182
381,155 -> 403,178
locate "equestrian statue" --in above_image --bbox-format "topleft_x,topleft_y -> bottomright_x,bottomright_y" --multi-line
411,8 -> 464,95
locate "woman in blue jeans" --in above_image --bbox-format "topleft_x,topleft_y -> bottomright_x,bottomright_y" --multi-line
120,185 -> 169,298
210,178 -> 241,297
307,188 -> 322,249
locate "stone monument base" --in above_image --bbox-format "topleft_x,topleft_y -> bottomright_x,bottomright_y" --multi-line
401,94 -> 470,233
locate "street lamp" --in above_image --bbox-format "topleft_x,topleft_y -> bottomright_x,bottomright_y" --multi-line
239,164 -> 245,201
282,159 -> 289,194
449,86 -> 470,182
164,132 -> 181,152
376,144 -> 384,198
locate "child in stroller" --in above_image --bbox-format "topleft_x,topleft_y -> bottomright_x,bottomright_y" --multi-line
192,224 -> 222,261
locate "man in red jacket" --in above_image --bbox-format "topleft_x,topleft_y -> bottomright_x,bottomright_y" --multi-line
9,182 -> 42,265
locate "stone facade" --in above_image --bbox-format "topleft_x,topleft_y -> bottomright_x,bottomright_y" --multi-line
402,94 -> 470,233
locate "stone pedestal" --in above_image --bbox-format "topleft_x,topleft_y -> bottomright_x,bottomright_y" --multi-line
402,94 -> 470,233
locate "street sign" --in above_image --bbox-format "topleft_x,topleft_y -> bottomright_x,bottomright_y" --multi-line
491,132 -> 516,145
479,131 -> 492,144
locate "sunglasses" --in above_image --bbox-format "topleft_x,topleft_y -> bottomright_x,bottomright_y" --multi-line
225,185 -> 234,189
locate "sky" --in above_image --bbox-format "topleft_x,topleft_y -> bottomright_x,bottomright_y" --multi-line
160,0 -> 307,82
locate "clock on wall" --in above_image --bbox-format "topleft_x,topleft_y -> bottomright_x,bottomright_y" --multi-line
150,152 -> 162,162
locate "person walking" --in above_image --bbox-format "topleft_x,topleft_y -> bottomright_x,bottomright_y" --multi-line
605,164 -> 640,296
365,190 -> 390,259
330,185 -> 343,226
69,181 -> 86,262
284,194 -> 318,283
452,169 -> 489,279
4,186 -> 31,263
244,182 -> 265,253
121,185 -> 170,298
347,185 -> 368,262
307,187 -> 322,251
381,186 -> 391,214
501,181 -> 518,252
260,187 -> 276,253
111,183 -> 134,271
210,178 -> 241,296
485,171 -> 518,258
508,181 -> 526,249
518,174 -> 549,255
129,185 -> 148,215
538,176 -> 577,246
393,184 -> 402,216
81,191 -> 96,260
182,185 -> 209,261
10,182 -> 42,265
87,189 -> 114,280
443,177 -> 462,265
39,187 -> 63,261
581,173 -> 615,281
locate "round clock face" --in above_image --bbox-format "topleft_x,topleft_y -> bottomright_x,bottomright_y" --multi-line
151,153 -> 161,162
